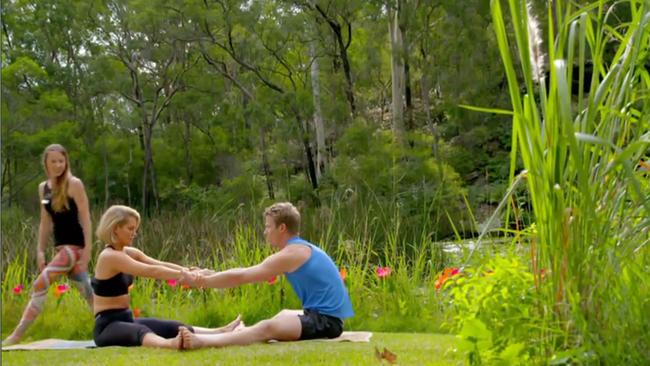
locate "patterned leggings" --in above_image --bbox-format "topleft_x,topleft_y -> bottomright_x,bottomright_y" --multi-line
10,245 -> 93,339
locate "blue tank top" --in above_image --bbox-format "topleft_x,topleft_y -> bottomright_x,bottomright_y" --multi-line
284,237 -> 354,320
43,183 -> 85,247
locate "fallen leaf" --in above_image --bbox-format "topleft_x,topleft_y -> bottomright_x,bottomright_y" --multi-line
374,346 -> 397,364
382,347 -> 397,364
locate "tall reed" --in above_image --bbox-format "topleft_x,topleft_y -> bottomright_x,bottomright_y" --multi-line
490,0 -> 650,362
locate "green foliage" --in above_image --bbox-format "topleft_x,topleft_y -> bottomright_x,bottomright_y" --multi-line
447,256 -> 543,365
490,0 -> 650,363
325,121 -> 467,241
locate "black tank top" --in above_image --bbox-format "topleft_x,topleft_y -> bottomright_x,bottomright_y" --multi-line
91,272 -> 134,297
43,183 -> 85,247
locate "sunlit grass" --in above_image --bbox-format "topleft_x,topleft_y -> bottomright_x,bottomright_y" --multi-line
2,332 -> 463,366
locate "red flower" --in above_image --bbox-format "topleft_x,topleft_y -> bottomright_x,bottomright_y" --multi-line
339,268 -> 348,281
166,279 -> 178,287
133,307 -> 141,318
435,268 -> 461,291
181,284 -> 191,290
376,267 -> 392,278
13,284 -> 24,295
267,276 -> 277,285
54,283 -> 70,297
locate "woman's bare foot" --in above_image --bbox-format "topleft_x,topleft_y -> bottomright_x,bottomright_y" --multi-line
2,334 -> 20,347
171,329 -> 184,350
180,326 -> 203,350
234,320 -> 246,332
217,315 -> 243,333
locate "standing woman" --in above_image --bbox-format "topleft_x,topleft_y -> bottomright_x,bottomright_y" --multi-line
3,144 -> 94,346
91,205 -> 240,349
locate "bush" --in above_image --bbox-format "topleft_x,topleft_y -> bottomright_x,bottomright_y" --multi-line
445,256 -> 546,365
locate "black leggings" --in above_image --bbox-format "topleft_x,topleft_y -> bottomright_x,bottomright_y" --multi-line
93,308 -> 194,347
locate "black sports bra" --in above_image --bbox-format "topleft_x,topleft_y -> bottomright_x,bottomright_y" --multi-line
91,272 -> 134,297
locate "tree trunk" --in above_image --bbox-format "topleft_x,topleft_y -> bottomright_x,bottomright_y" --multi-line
141,119 -> 159,213
2,156 -> 12,207
420,46 -> 438,156
293,107 -> 318,190
102,138 -> 110,208
310,42 -> 326,179
183,116 -> 193,184
259,125 -> 275,200
338,34 -> 356,117
404,56 -> 413,131
126,142 -> 133,206
312,4 -> 356,117
389,4 -> 405,140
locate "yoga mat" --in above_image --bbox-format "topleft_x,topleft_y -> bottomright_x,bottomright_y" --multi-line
2,339 -> 96,351
269,331 -> 373,343
2,331 -> 372,351
317,331 -> 373,342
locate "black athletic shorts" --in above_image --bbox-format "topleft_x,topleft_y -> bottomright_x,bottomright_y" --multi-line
298,309 -> 343,340
93,308 -> 194,347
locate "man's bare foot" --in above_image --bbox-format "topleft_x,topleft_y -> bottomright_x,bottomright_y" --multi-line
218,315 -> 243,333
2,334 -> 20,347
180,326 -> 203,350
171,329 -> 184,350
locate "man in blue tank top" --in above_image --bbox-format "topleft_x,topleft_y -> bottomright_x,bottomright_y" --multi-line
179,202 -> 354,349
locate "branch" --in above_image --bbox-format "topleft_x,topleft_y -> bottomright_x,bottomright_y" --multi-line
200,49 -> 254,100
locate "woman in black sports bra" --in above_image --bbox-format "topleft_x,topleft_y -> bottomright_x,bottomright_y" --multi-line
92,205 -> 241,349
3,144 -> 94,346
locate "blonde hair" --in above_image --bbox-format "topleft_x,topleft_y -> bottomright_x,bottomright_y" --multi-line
42,144 -> 71,212
264,202 -> 301,234
96,205 -> 141,245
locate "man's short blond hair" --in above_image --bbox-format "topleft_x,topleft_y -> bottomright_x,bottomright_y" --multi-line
264,202 -> 301,234
96,205 -> 141,245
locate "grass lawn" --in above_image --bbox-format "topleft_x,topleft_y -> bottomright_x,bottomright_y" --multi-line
2,332 -> 462,365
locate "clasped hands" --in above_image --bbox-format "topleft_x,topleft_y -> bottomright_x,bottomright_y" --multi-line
179,267 -> 214,288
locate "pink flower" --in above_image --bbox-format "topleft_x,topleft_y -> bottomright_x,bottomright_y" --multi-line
376,267 -> 392,278
166,279 -> 178,287
13,284 -> 24,295
55,283 -> 70,297
267,276 -> 277,285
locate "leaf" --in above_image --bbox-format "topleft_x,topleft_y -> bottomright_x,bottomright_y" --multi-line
499,342 -> 525,362
374,346 -> 397,364
458,104 -> 514,116
459,318 -> 492,342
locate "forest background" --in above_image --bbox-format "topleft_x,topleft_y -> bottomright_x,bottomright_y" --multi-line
2,0 -> 649,364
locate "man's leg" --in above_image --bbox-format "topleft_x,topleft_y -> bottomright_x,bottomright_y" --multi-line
181,309 -> 302,349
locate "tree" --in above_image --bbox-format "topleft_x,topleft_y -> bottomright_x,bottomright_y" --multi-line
92,0 -> 198,212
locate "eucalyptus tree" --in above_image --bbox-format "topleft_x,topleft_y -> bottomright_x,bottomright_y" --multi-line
299,0 -> 361,118
190,0 -> 321,192
90,0 -> 198,211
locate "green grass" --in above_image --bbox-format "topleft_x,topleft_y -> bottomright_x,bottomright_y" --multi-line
1,332 -> 463,366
